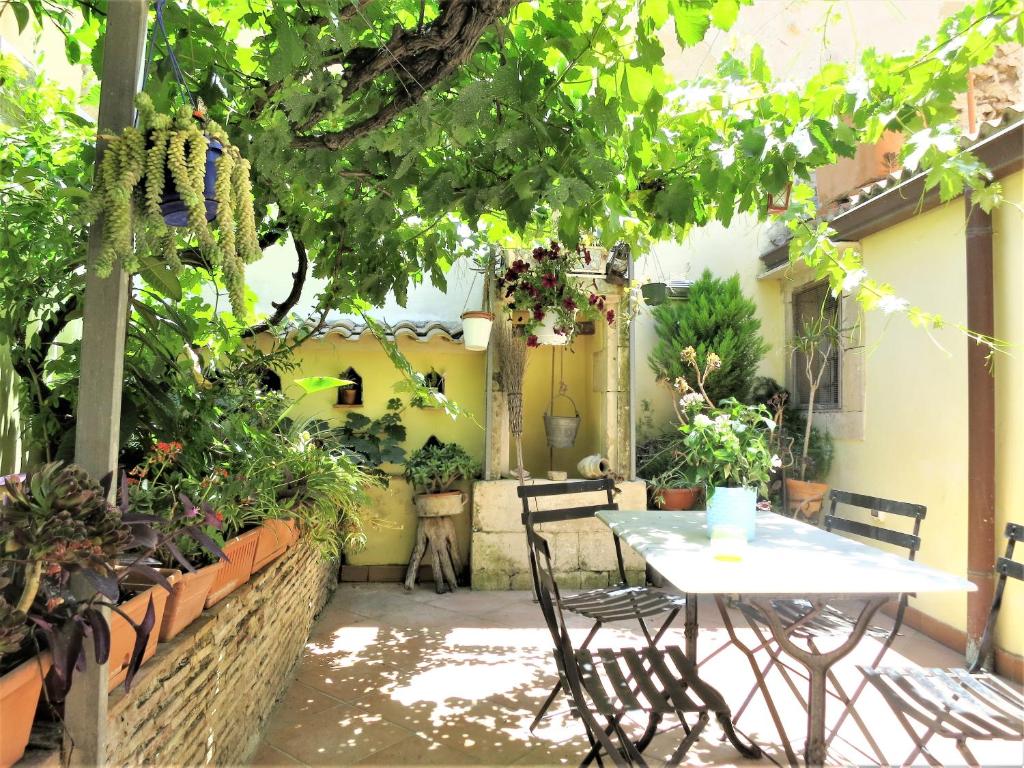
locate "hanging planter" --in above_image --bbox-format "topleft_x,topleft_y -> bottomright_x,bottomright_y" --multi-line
158,135 -> 223,226
461,311 -> 494,351
641,282 -> 668,306
534,311 -> 569,346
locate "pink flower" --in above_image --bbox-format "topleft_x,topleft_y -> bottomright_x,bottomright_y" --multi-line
562,297 -> 576,311
606,309 -> 615,324
541,273 -> 558,288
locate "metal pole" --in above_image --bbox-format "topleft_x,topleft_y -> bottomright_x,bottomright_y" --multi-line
68,1 -> 148,764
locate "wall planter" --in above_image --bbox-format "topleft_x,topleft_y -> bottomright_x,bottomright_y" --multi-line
108,585 -> 171,691
159,564 -> 220,642
252,519 -> 293,573
656,487 -> 702,511
205,528 -> 260,608
534,312 -> 568,346
461,311 -> 494,351
706,486 -> 757,541
785,478 -> 830,522
0,653 -> 50,768
413,490 -> 467,518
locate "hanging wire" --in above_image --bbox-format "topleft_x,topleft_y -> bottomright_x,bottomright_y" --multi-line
141,0 -> 197,112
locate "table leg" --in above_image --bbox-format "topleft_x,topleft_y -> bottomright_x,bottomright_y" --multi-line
684,593 -> 698,661
749,596 -> 888,766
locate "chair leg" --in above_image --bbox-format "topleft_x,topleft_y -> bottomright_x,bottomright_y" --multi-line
532,622 -> 603,732
956,738 -> 981,768
825,633 -> 900,759
667,711 -> 709,766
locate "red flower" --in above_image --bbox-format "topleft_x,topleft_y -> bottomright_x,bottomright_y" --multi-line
541,273 -> 558,288
563,297 -> 576,311
588,293 -> 599,306
526,335 -> 539,347
583,248 -> 592,265
606,309 -> 615,324
512,259 -> 528,274
533,308 -> 545,321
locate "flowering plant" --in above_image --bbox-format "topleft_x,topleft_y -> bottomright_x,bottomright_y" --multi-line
674,347 -> 779,494
497,241 -> 615,345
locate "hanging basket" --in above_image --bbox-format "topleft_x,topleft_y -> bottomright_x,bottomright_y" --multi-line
159,136 -> 223,227
544,393 -> 581,448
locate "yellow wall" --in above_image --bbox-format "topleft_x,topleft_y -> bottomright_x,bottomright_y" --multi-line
826,201 -> 971,634
993,169 -> 1024,660
272,333 -> 486,567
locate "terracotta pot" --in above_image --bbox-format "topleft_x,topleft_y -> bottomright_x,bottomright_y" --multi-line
108,585 -> 170,691
251,519 -> 292,573
413,491 -> 467,518
159,564 -> 219,642
786,478 -> 830,521
656,487 -> 702,511
0,653 -> 50,768
339,388 -> 358,405
205,528 -> 260,608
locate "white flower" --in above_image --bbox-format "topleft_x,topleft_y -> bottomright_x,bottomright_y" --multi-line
694,414 -> 713,427
680,392 -> 704,408
714,414 -> 731,425
878,295 -> 910,314
771,455 -> 783,468
732,422 -> 747,433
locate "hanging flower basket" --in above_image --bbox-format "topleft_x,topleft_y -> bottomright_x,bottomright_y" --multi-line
534,311 -> 569,346
158,136 -> 223,226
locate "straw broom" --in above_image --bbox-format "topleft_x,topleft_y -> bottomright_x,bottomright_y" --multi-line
493,317 -> 528,483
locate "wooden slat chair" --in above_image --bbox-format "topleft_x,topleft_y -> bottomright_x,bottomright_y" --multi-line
860,521 -> 1024,767
526,525 -> 762,766
518,479 -> 685,732
727,490 -> 926,764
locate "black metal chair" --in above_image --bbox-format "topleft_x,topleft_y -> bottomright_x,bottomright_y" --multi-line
526,525 -> 761,766
860,521 -> 1023,767
518,478 -> 685,731
725,490 -> 926,764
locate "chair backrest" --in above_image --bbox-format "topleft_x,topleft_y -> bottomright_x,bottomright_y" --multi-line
825,490 -> 926,560
825,490 -> 926,634
517,478 -> 624,591
970,521 -> 1023,673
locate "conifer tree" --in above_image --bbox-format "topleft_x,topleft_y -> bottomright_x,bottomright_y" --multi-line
648,270 -> 769,404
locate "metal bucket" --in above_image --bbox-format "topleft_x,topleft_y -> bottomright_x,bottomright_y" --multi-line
544,393 -> 580,448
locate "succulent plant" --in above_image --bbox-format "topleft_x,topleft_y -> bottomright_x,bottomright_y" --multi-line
1,462 -> 130,613
0,594 -> 29,659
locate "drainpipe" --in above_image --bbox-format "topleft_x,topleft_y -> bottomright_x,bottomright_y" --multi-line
964,191 -> 996,663
628,254 -> 637,480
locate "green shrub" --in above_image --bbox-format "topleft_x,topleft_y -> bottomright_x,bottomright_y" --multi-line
404,441 -> 479,494
648,269 -> 768,404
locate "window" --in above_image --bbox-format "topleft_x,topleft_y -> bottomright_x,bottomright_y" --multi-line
792,281 -> 841,410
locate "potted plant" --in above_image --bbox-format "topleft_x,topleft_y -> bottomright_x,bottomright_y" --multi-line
497,242 -> 616,346
674,349 -> 779,540
650,465 -> 703,511
0,597 -> 48,768
404,441 -> 479,517
786,301 -> 842,521
87,94 -> 261,316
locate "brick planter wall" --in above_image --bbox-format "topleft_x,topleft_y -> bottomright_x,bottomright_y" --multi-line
105,540 -> 336,765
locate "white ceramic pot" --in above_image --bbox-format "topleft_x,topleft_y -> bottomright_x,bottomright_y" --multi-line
706,486 -> 758,540
461,311 -> 494,351
577,454 -> 610,479
534,311 -> 569,346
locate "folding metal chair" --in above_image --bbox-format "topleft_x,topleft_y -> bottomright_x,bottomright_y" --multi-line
723,490 -> 926,764
526,525 -> 761,766
518,478 -> 685,732
860,521 -> 1024,767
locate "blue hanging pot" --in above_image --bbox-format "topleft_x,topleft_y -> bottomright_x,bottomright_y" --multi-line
159,137 -> 223,227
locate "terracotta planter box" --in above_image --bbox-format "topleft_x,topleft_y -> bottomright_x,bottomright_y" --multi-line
0,653 -> 50,768
656,487 -> 702,511
159,564 -> 220,642
251,520 -> 293,573
284,518 -> 300,545
108,586 -> 170,691
205,528 -> 260,608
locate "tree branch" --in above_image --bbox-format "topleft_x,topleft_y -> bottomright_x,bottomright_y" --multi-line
241,238 -> 309,338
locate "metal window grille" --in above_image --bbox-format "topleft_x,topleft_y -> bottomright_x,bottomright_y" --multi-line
793,282 -> 841,409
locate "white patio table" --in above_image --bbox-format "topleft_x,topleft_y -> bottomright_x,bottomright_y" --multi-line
596,509 -> 975,767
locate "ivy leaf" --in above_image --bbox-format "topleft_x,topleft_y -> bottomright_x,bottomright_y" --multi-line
294,376 -> 354,393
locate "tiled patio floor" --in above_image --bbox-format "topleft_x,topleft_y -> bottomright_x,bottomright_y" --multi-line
250,584 -> 1022,767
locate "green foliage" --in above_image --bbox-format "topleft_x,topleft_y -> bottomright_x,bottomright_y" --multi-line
87,94 -> 260,315
677,396 -> 778,493
648,270 -> 768,403
403,441 -> 480,494
749,376 -> 833,481
307,398 -> 408,481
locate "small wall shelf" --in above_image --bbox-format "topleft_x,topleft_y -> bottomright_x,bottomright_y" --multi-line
337,367 -> 363,406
